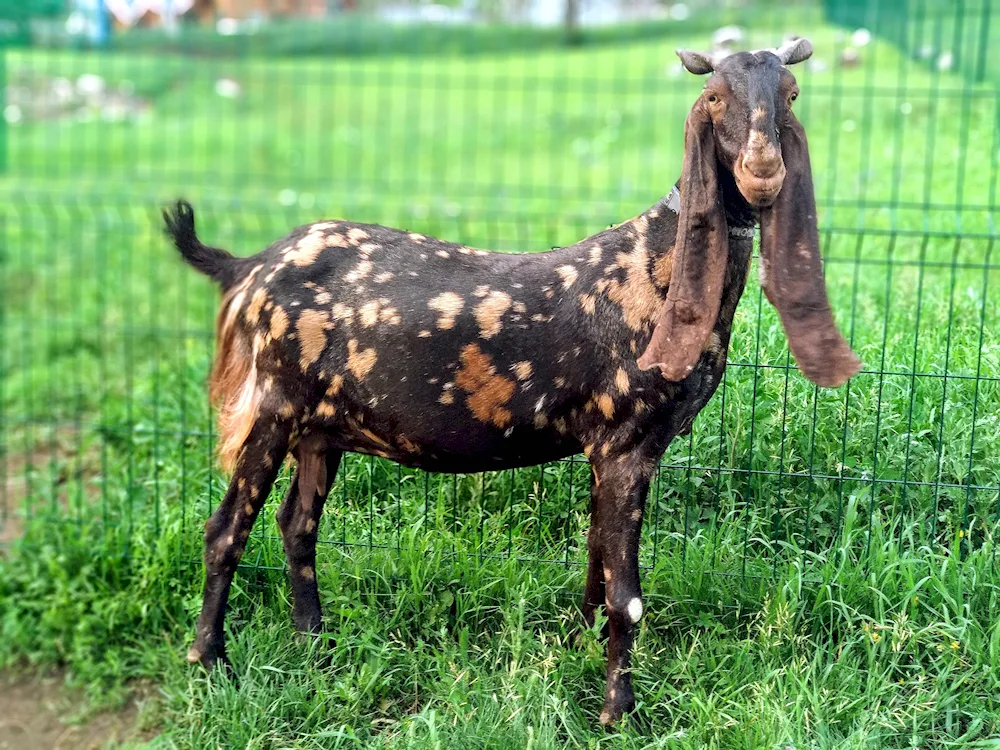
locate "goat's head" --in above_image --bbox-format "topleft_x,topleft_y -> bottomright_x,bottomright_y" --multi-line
637,38 -> 863,388
677,39 -> 811,207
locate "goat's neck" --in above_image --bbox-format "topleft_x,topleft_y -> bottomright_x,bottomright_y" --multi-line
591,168 -> 756,295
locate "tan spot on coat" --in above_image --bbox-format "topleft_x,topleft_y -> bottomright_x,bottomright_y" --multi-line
246,288 -> 268,325
428,292 -> 464,330
512,361 -> 533,381
409,233 -> 425,243
347,227 -> 370,244
305,519 -> 316,533
327,374 -> 344,397
244,502 -> 254,515
579,293 -> 596,315
379,305 -> 401,325
600,224 -> 662,331
439,391 -> 455,405
588,246 -> 603,267
374,272 -> 394,283
534,413 -> 548,429
583,444 -> 594,457
316,401 -> 337,418
752,106 -> 768,122
297,309 -> 331,370
346,339 -> 378,380
346,416 -> 393,451
473,285 -> 491,298
513,302 -> 527,314
314,290 -> 332,305
286,232 -> 326,267
344,259 -> 373,284
474,290 -> 512,339
556,265 -> 579,289
418,330 -> 432,338
300,566 -> 315,581
398,436 -> 421,454
325,233 -> 348,248
270,306 -> 289,340
359,300 -> 380,328
614,368 -> 630,394
436,250 -> 450,259
332,303 -> 354,323
596,393 -> 614,419
634,399 -> 648,414
455,343 -> 515,428
554,376 -> 566,389
554,417 -> 568,434
653,250 -> 674,287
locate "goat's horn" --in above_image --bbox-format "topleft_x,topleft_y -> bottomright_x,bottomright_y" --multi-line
773,37 -> 813,65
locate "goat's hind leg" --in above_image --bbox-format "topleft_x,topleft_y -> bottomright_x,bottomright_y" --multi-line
582,468 -> 607,631
188,416 -> 292,671
277,440 -> 342,634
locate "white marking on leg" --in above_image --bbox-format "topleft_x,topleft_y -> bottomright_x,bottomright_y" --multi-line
627,597 -> 643,623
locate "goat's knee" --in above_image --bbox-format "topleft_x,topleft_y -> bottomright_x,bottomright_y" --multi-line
204,510 -> 249,575
605,581 -> 643,623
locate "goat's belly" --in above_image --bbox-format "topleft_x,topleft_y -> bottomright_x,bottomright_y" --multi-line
347,441 -> 578,474
315,413 -> 581,474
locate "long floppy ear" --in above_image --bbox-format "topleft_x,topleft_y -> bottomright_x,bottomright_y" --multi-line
637,104 -> 728,379
758,114 -> 862,387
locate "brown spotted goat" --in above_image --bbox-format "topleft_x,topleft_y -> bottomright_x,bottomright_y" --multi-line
166,39 -> 860,725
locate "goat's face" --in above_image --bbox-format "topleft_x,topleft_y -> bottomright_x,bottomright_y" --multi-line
638,38 -> 863,389
678,39 -> 812,208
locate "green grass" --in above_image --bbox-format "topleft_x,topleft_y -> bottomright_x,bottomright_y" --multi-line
2,5 -> 1000,748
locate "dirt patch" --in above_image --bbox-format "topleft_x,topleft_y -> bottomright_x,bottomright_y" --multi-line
2,426 -> 104,547
0,672 -> 154,750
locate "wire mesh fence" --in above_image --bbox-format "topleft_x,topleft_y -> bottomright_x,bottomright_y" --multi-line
1,0 -> 998,588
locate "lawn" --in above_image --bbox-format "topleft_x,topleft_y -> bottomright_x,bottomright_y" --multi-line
1,4 -> 1000,748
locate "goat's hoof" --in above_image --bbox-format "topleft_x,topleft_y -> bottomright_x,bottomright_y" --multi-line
292,614 -> 323,637
598,691 -> 636,729
187,642 -> 231,673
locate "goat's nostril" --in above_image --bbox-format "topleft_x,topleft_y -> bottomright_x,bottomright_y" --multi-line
743,153 -> 782,180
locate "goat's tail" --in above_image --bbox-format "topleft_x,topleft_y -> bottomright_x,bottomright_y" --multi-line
163,200 -> 243,290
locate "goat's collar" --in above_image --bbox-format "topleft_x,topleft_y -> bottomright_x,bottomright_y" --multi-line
664,185 -> 756,238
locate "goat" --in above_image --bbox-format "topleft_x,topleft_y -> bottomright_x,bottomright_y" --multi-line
164,38 -> 860,725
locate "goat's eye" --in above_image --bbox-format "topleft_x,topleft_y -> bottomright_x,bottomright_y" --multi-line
789,92 -> 798,103
707,94 -> 719,103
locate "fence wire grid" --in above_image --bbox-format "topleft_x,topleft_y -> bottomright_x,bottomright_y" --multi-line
0,0 -> 998,587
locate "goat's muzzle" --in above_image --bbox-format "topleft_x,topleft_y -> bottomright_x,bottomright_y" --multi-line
734,146 -> 786,208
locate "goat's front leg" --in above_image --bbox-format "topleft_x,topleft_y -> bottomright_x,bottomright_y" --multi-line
587,455 -> 651,726
277,447 -> 342,634
187,416 -> 292,671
